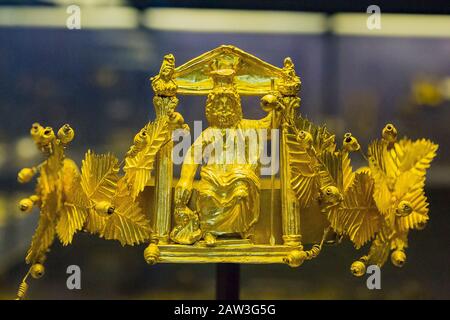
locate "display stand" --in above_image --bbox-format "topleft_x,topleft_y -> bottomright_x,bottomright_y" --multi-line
216,264 -> 240,300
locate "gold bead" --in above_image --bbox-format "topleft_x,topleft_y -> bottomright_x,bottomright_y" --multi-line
57,124 -> 75,144
30,123 -> 43,142
382,123 -> 397,143
260,94 -> 278,112
283,250 -> 307,268
350,260 -> 366,277
19,198 -> 34,213
39,126 -> 55,145
30,263 -> 45,279
144,243 -> 160,265
133,129 -> 149,148
320,186 -> 343,205
343,134 -> 360,152
94,201 -> 115,215
296,130 -> 313,149
391,250 -> 406,267
396,200 -> 413,217
17,167 -> 35,184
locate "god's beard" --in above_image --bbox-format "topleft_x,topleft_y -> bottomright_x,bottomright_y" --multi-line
205,91 -> 243,128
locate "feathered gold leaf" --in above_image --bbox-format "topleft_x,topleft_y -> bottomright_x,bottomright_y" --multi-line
328,172 -> 382,249
56,167 -> 89,245
37,162 -> 62,205
368,138 -> 437,216
318,150 -> 354,193
41,142 -> 65,190
294,116 -> 336,153
26,141 -> 68,263
367,225 -> 392,266
394,170 -> 424,200
396,187 -> 429,233
83,172 -> 152,245
26,216 -> 55,264
114,176 -> 133,200
25,192 -> 58,264
61,159 -> 80,195
81,150 -> 120,202
85,208 -> 108,236
368,140 -> 394,178
287,116 -> 338,208
57,204 -> 88,246
319,151 -> 342,189
342,151 -> 355,193
397,139 -> 438,177
103,196 -> 152,246
369,140 -> 403,214
287,132 -> 320,207
123,118 -> 168,198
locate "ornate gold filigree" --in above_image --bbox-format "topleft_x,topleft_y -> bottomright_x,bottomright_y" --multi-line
15,45 -> 438,299
286,117 -> 437,273
123,118 -> 169,199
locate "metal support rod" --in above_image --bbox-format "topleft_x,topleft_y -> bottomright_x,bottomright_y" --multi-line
216,264 -> 240,300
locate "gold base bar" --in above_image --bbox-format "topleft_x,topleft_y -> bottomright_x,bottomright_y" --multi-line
157,243 -> 301,264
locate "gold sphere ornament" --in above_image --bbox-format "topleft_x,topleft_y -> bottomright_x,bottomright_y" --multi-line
320,186 -> 343,205
133,128 -> 149,148
391,250 -> 406,267
382,123 -> 398,143
260,94 -> 279,112
144,243 -> 160,265
283,250 -> 307,267
350,260 -> 366,277
396,200 -> 413,217
30,263 -> 45,279
30,122 -> 43,142
296,130 -> 313,149
342,133 -> 360,152
94,201 -> 115,215
19,198 -> 34,213
57,124 -> 75,144
39,127 -> 56,145
17,167 -> 35,184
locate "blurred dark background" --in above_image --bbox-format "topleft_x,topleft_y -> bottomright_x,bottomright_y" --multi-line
0,0 -> 449,300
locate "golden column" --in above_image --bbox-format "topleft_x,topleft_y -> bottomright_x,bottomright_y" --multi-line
278,57 -> 302,247
150,54 -> 179,244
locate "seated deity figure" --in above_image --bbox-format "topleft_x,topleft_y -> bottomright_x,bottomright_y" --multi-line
172,62 -> 279,246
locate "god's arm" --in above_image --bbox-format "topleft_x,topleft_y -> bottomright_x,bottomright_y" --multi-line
174,129 -> 210,206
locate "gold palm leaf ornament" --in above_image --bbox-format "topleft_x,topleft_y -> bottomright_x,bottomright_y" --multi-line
286,117 -> 338,208
55,161 -> 89,246
15,123 -> 163,299
123,118 -> 169,199
14,46 -> 438,299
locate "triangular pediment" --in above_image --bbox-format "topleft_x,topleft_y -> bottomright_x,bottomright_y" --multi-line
173,45 -> 286,96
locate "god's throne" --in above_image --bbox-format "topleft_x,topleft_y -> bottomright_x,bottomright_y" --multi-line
145,45 -> 309,266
